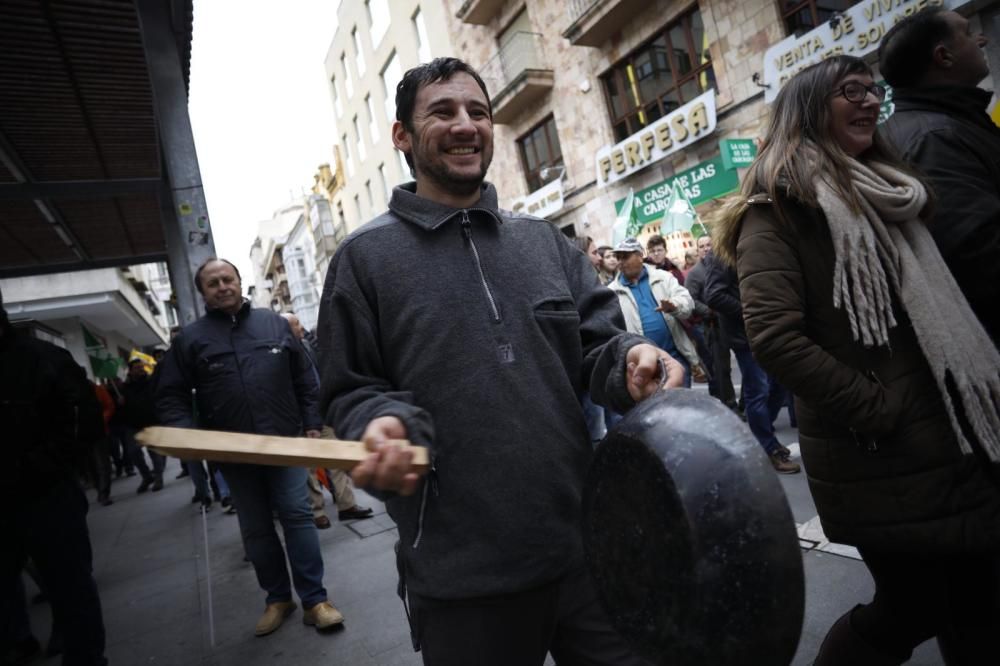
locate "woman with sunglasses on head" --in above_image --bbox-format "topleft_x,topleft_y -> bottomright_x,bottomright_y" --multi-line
713,55 -> 1000,665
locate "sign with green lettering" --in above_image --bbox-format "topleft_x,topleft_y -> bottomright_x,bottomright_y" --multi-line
614,155 -> 738,225
719,139 -> 757,170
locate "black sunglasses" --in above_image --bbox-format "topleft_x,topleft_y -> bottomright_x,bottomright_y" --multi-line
832,82 -> 887,103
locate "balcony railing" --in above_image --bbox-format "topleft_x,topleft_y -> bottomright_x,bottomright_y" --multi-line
479,32 -> 554,125
569,0 -> 601,22
455,0 -> 505,25
563,0 -> 646,47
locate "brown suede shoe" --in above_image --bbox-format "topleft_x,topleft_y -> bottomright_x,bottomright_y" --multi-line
770,451 -> 801,474
303,601 -> 344,630
314,515 -> 332,529
254,601 -> 297,636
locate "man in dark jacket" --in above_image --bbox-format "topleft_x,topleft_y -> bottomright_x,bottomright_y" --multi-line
156,258 -> 344,637
0,289 -> 108,665
685,234 -> 736,410
119,358 -> 164,493
316,57 -> 682,665
879,8 -> 1000,343
702,250 -> 799,474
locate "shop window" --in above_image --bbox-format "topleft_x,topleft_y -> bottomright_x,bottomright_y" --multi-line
517,115 -> 564,193
602,9 -> 715,143
779,1 -> 859,37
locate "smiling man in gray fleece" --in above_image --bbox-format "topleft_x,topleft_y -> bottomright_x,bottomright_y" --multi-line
316,57 -> 681,666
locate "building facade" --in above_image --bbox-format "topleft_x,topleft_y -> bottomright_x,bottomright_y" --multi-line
248,200 -> 306,311
284,212 -> 323,331
442,0 -> 1000,262
323,0 -> 458,233
1,266 -> 172,379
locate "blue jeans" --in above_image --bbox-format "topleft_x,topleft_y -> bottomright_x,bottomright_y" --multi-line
219,464 -> 327,608
213,465 -> 231,499
733,348 -> 781,455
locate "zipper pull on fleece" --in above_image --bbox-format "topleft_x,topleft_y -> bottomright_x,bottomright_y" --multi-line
460,210 -> 472,238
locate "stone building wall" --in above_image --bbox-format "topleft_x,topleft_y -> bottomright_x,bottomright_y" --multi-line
439,0 -> 994,250
438,0 -> 785,247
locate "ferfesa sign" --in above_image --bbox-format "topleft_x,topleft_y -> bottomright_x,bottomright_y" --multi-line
762,0 -> 960,102
595,90 -> 717,187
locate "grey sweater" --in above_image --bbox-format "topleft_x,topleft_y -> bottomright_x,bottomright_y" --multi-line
316,182 -> 644,599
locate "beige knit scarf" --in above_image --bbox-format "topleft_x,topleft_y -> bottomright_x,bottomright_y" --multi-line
815,159 -> 1000,463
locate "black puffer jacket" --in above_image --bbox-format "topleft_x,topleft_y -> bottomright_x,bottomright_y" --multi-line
1,323 -> 98,500
722,194 -> 1000,553
156,301 -> 321,436
881,86 -> 1000,343
701,251 -> 748,350
119,374 -> 158,430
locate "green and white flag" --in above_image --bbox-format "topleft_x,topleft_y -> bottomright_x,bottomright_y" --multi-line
613,188 -> 643,245
660,183 -> 708,238
82,325 -> 122,379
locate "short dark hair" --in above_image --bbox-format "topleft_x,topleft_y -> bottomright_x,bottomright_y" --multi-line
878,7 -> 951,88
395,58 -> 492,173
571,236 -> 594,254
193,258 -> 242,294
596,245 -> 612,256
646,234 -> 666,250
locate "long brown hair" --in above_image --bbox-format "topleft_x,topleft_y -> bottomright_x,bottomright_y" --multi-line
713,55 -> 924,264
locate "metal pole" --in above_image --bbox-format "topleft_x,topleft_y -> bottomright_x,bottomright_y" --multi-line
201,505 -> 216,648
136,0 -> 216,326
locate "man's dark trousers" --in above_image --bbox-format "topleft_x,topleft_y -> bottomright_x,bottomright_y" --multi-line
408,566 -> 650,666
1,478 -> 106,665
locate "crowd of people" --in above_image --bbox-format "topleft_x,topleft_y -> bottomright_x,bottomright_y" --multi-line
3,7 -> 999,666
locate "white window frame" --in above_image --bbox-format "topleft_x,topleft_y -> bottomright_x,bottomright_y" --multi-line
381,51 -> 402,124
353,115 -> 367,162
365,94 -> 379,144
341,53 -> 353,98
343,132 -> 354,177
352,27 -> 365,76
413,7 -> 431,63
378,163 -> 390,202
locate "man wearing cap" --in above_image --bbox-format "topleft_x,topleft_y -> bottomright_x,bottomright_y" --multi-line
608,238 -> 702,387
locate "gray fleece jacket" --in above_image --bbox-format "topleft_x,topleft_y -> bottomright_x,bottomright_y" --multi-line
315,182 -> 644,600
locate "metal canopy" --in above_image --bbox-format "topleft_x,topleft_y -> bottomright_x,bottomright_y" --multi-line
0,0 -> 195,279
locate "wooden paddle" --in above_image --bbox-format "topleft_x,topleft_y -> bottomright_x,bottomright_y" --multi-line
135,426 -> 429,471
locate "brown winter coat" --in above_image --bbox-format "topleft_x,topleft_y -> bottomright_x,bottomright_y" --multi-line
719,193 -> 1000,553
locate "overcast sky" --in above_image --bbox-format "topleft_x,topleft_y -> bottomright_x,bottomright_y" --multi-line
188,1 -> 340,287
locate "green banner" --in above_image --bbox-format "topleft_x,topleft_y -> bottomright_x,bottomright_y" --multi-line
82,325 -> 122,379
614,155 -> 738,226
719,138 -> 758,170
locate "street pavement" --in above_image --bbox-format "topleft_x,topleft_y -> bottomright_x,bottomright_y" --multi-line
22,408 -> 944,665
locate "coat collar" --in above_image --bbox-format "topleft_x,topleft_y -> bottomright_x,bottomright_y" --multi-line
205,298 -> 251,319
891,85 -> 996,133
388,181 -> 504,231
